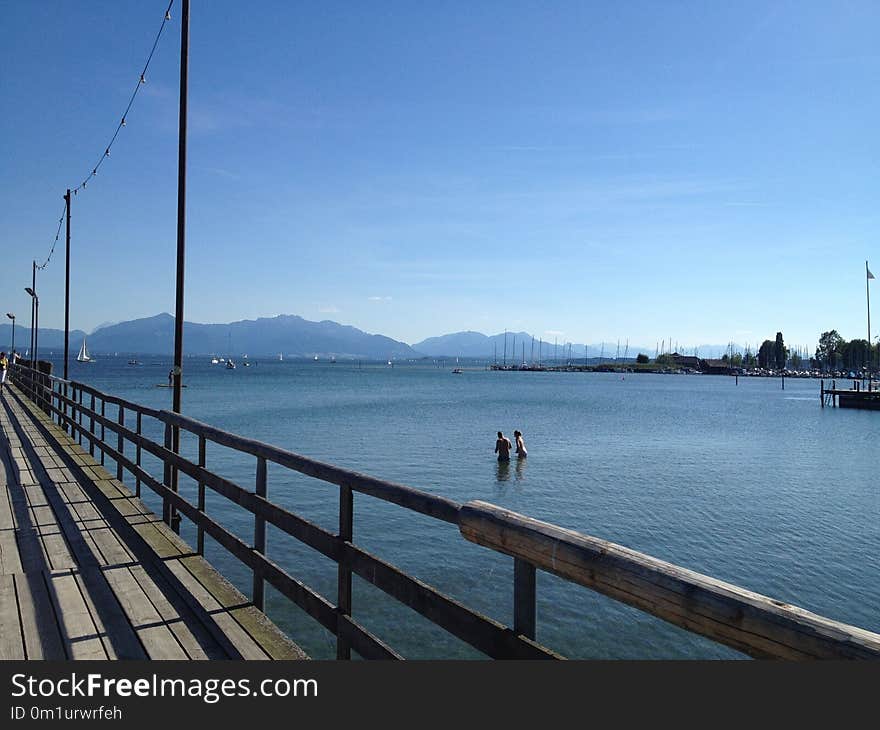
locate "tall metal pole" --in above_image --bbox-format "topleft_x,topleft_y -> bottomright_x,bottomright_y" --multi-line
34,296 -> 39,365
170,0 -> 190,533
64,190 -> 71,379
30,262 -> 36,363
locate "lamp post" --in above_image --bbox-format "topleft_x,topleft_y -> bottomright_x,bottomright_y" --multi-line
5,313 -> 14,360
29,261 -> 36,364
25,287 -> 38,366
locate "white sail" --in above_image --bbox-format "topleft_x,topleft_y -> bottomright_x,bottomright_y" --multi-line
76,338 -> 91,362
76,338 -> 95,362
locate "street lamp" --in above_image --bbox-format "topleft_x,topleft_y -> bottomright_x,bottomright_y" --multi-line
25,287 -> 38,366
5,313 -> 14,360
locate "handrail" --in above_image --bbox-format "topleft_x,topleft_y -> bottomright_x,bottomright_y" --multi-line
459,501 -> 880,659
8,362 -> 880,660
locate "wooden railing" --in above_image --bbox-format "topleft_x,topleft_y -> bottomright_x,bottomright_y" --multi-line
10,363 -> 880,660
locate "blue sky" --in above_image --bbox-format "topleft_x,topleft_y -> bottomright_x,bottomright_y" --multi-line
1,0 -> 878,351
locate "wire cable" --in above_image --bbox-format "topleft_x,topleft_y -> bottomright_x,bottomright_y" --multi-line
34,1 -> 176,272
72,0 -> 175,195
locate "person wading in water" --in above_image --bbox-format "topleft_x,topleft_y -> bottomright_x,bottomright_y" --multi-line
495,431 -> 512,461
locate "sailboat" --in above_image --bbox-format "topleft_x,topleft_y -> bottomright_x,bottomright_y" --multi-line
76,338 -> 94,363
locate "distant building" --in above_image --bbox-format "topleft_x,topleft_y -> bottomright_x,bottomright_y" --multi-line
701,358 -> 732,375
670,352 -> 701,369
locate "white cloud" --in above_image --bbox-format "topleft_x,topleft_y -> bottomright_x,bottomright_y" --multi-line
368,296 -> 392,302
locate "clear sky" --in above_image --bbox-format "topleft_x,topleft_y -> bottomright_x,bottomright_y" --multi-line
1,0 -> 878,351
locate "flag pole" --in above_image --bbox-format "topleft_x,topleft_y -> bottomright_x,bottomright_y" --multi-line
868,261 -> 874,378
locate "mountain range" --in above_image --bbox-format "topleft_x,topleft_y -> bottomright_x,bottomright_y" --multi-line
0,313 -> 736,360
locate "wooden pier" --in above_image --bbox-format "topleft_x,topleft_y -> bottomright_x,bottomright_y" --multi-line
4,364 -> 880,660
0,385 -> 305,660
820,379 -> 880,410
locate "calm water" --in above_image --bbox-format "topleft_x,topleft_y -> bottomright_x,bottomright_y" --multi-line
40,355 -> 880,659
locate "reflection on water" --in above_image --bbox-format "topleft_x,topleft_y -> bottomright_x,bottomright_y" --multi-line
495,459 -> 511,482
515,456 -> 527,481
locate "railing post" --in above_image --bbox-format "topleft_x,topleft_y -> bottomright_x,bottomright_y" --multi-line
62,382 -> 68,432
513,557 -> 537,640
337,484 -> 354,660
162,423 -> 172,525
197,435 -> 206,555
170,423 -> 181,534
116,406 -> 124,481
135,412 -> 142,497
100,399 -> 106,465
77,389 -> 84,445
89,394 -> 96,457
252,456 -> 267,610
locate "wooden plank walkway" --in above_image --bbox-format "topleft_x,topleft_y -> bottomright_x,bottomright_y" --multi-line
0,385 -> 307,660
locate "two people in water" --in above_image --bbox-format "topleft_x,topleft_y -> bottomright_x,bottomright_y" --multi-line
495,430 -> 527,461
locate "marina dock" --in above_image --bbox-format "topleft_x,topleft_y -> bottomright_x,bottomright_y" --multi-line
3,364 -> 880,660
821,380 -> 880,410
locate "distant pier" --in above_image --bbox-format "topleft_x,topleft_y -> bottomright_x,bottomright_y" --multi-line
821,379 -> 880,410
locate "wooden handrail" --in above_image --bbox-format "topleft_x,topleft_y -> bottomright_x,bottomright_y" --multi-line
458,500 -> 880,659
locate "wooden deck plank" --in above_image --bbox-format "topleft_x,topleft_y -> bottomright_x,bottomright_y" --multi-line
0,572 -> 25,659
164,558 -> 268,660
71,568 -> 147,660
179,555 -> 306,660
45,570 -> 108,660
128,564 -> 226,660
15,572 -> 68,659
101,566 -> 187,660
0,528 -> 24,575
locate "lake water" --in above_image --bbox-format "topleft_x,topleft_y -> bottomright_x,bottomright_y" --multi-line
38,355 -> 880,659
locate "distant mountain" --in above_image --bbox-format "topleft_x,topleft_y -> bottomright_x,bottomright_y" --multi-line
92,321 -> 119,333
0,324 -> 88,354
414,331 -> 532,359
4,314 -> 748,362
84,313 -> 419,359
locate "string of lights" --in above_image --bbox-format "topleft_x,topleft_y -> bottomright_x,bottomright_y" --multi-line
72,0 -> 176,196
32,0 -> 176,275
35,204 -> 68,271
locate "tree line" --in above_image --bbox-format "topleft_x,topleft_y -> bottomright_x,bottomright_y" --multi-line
721,330 -> 879,371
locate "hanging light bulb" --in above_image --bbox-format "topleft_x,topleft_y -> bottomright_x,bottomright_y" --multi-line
140,74 -> 146,84
121,116 -> 126,126
105,148 -> 110,157
165,10 -> 171,20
